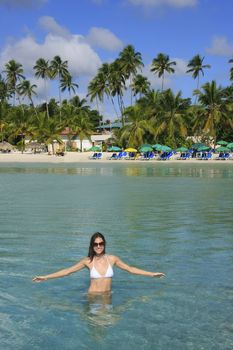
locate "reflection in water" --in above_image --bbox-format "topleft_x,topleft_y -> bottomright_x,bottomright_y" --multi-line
37,289 -> 155,344
0,163 -> 232,178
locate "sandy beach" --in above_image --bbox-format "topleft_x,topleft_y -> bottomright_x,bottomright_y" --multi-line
0,151 -> 232,164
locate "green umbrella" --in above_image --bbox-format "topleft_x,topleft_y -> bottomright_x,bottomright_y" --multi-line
197,146 -> 211,152
216,146 -> 230,152
140,143 -> 152,148
107,146 -> 122,152
176,147 -> 188,152
227,142 -> 233,149
152,144 -> 163,150
139,145 -> 153,152
191,143 -> 205,150
160,145 -> 172,152
216,140 -> 228,146
88,146 -> 101,152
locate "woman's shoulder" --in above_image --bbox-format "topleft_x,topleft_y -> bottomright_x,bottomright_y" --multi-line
107,255 -> 118,264
80,256 -> 91,266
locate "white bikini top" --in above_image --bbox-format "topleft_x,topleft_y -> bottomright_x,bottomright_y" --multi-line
90,255 -> 114,279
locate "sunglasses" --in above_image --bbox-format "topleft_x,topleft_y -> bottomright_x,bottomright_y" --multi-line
93,241 -> 105,247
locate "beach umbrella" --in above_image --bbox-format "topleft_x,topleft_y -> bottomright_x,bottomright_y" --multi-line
176,147 -> 188,152
191,143 -> 205,150
227,142 -> 233,149
197,146 -> 211,152
216,140 -> 228,146
152,144 -> 163,150
160,145 -> 172,152
139,145 -> 153,152
216,146 -> 230,152
107,146 -> 122,152
124,147 -> 137,152
25,142 -> 45,149
0,141 -> 14,151
88,146 -> 101,152
139,143 -> 152,148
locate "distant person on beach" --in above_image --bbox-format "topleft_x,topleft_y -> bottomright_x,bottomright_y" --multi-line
33,232 -> 165,293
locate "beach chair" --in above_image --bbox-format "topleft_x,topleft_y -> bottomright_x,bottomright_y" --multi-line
177,152 -> 191,160
158,151 -> 173,160
203,152 -> 212,160
96,152 -> 103,159
108,153 -> 118,160
89,152 -> 97,159
116,151 -> 127,160
216,152 -> 225,160
126,152 -> 136,160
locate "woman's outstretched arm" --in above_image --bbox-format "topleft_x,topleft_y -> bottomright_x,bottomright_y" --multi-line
32,258 -> 88,282
113,256 -> 165,278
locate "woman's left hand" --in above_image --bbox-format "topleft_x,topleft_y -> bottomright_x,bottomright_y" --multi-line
152,272 -> 165,278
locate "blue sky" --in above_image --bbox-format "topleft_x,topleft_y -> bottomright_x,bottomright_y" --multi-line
0,0 -> 233,120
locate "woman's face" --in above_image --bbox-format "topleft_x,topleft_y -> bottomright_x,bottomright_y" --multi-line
93,237 -> 105,255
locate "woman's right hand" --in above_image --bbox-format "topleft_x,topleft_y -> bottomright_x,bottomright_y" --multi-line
32,276 -> 47,283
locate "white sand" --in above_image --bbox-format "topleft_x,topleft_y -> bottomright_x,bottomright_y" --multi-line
0,151 -> 232,164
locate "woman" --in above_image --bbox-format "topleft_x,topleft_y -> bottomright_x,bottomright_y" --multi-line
33,232 -> 165,293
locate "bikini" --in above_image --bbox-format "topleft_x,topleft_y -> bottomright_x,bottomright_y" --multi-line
90,255 -> 114,279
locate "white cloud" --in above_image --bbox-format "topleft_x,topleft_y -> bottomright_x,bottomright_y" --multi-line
127,0 -> 197,8
0,0 -> 47,8
39,16 -> 71,39
206,36 -> 233,56
172,57 -> 188,75
142,63 -> 166,89
86,27 -> 123,51
0,33 -> 102,77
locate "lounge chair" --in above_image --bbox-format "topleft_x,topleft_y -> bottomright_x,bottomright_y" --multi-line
89,152 -> 97,159
203,152 -> 212,160
158,151 -> 173,160
108,153 -> 118,160
116,151 -> 127,160
216,152 -> 231,160
96,152 -> 103,159
177,152 -> 191,160
125,152 -> 136,160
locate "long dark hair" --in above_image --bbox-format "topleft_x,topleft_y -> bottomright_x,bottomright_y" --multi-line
88,232 -> 106,261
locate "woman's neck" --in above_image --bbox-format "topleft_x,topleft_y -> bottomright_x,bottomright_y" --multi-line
94,253 -> 105,260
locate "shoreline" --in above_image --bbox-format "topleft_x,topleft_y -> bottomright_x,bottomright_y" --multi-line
0,152 -> 233,164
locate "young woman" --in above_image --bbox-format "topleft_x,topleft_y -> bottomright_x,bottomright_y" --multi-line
33,232 -> 165,293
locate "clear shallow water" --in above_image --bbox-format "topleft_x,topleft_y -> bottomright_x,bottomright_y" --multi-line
0,162 -> 233,350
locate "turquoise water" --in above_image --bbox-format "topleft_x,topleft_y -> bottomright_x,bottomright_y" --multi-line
0,162 -> 233,350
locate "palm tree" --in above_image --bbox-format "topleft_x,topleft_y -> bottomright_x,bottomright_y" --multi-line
153,89 -> 190,147
186,54 -> 211,91
131,74 -> 151,101
8,106 -> 34,153
32,112 -> 64,154
229,57 -> 233,81
193,80 -> 229,146
33,58 -> 51,119
60,73 -> 79,98
151,53 -> 176,91
120,106 -> 154,147
108,59 -> 126,120
72,113 -> 94,152
17,80 -> 37,115
88,71 -> 106,112
50,56 -> 69,118
0,73 -> 11,103
4,60 -> 25,105
119,45 -> 144,105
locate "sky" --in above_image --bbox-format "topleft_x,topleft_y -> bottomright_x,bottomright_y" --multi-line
0,0 -> 233,120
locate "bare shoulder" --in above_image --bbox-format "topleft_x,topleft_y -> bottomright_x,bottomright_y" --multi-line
79,257 -> 91,267
107,255 -> 119,264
